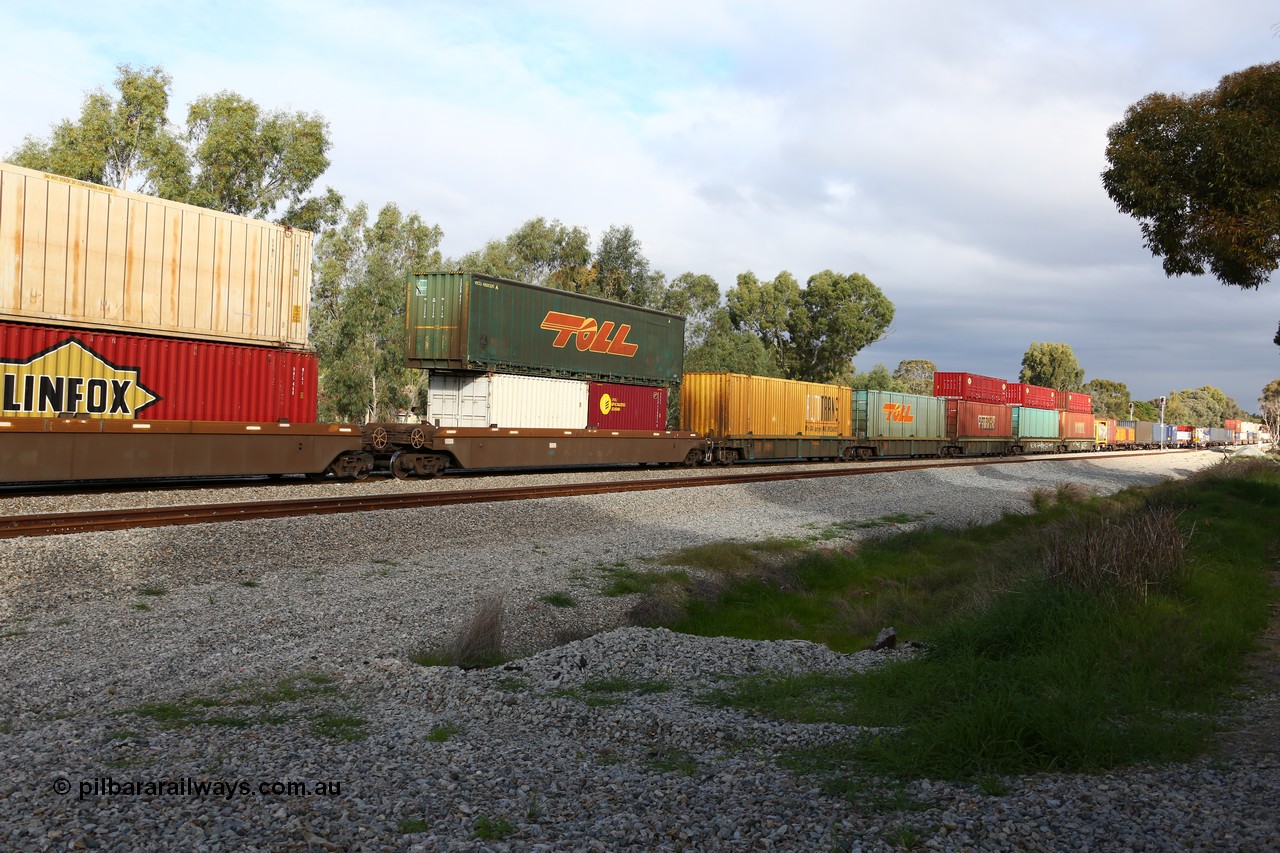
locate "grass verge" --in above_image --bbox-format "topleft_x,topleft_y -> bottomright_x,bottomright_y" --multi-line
652,458 -> 1280,783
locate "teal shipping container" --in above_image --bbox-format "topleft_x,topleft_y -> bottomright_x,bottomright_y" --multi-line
405,273 -> 684,385
1011,406 -> 1059,439
853,390 -> 946,440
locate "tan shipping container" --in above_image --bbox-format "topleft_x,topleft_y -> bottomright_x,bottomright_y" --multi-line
0,161 -> 312,349
680,372 -> 852,437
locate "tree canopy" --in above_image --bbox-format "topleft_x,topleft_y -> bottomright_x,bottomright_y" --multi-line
9,63 -> 331,221
1083,378 -> 1131,419
1102,62 -> 1280,292
892,359 -> 937,396
1019,342 -> 1085,391
725,270 -> 893,384
311,202 -> 444,422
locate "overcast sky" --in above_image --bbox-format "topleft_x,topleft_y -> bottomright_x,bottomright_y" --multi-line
3,1 -> 1278,412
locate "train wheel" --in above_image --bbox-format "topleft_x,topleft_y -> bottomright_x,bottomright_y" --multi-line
390,451 -> 415,480
682,449 -> 702,467
414,454 -> 447,478
305,471 -> 329,482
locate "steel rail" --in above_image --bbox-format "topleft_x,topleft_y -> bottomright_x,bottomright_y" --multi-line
0,450 -> 1185,539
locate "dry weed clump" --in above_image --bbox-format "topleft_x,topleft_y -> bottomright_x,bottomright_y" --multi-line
448,594 -> 506,668
1184,456 -> 1279,484
1041,506 -> 1188,602
1029,481 -> 1091,512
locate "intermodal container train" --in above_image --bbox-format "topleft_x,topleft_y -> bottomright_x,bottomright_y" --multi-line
3,164 -> 1233,486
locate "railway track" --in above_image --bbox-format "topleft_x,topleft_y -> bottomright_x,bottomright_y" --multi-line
0,451 -> 1190,539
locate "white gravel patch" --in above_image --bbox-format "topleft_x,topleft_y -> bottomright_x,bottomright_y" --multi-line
2,449 -> 1276,851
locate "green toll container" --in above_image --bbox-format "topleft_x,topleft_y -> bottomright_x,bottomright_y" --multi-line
405,273 -> 684,386
853,390 -> 946,440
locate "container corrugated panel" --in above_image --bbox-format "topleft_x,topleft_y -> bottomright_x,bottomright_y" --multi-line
945,400 -> 1012,439
0,162 -> 312,349
1131,421 -> 1158,443
406,273 -> 684,386
1011,406 -> 1059,439
1115,425 -> 1135,443
426,372 -> 587,429
1005,383 -> 1058,409
587,382 -> 668,430
0,319 -> 317,421
680,373 -> 851,437
933,371 -> 1009,404
1055,391 -> 1092,414
1224,419 -> 1241,431
853,390 -> 945,440
1058,411 -> 1093,440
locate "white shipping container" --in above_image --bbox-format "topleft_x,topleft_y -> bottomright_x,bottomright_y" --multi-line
427,373 -> 588,429
0,161 -> 312,349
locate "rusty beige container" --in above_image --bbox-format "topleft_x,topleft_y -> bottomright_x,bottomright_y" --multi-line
0,161 -> 312,348
680,372 -> 852,438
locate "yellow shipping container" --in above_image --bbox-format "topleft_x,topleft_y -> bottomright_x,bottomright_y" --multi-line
680,372 -> 851,437
0,161 -> 312,349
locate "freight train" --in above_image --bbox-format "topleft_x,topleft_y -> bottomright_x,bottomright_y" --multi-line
0,162 -> 1264,486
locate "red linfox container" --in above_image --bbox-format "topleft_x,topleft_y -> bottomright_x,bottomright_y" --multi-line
587,382 -> 669,430
933,372 -> 1009,405
945,400 -> 1013,440
1059,411 -> 1093,440
1005,383 -> 1058,409
1055,391 -> 1092,414
0,319 -> 317,422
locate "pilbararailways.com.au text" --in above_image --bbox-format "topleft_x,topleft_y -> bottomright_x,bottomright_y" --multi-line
54,776 -> 345,801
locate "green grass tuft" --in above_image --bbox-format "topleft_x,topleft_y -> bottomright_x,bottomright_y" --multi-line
675,460 -> 1280,783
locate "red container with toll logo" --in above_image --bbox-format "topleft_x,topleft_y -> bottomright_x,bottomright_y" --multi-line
0,320 -> 318,422
933,372 -> 1009,405
1005,383 -> 1058,409
587,382 -> 669,430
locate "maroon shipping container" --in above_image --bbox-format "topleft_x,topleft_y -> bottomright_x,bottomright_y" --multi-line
933,372 -> 1009,405
1059,411 -> 1093,440
587,382 -> 668,430
1005,382 -> 1058,409
945,400 -> 1013,439
1056,391 -> 1092,414
1224,418 -> 1241,431
1,320 -> 318,422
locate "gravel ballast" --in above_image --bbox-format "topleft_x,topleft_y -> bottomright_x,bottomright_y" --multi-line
1,450 -> 1276,851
